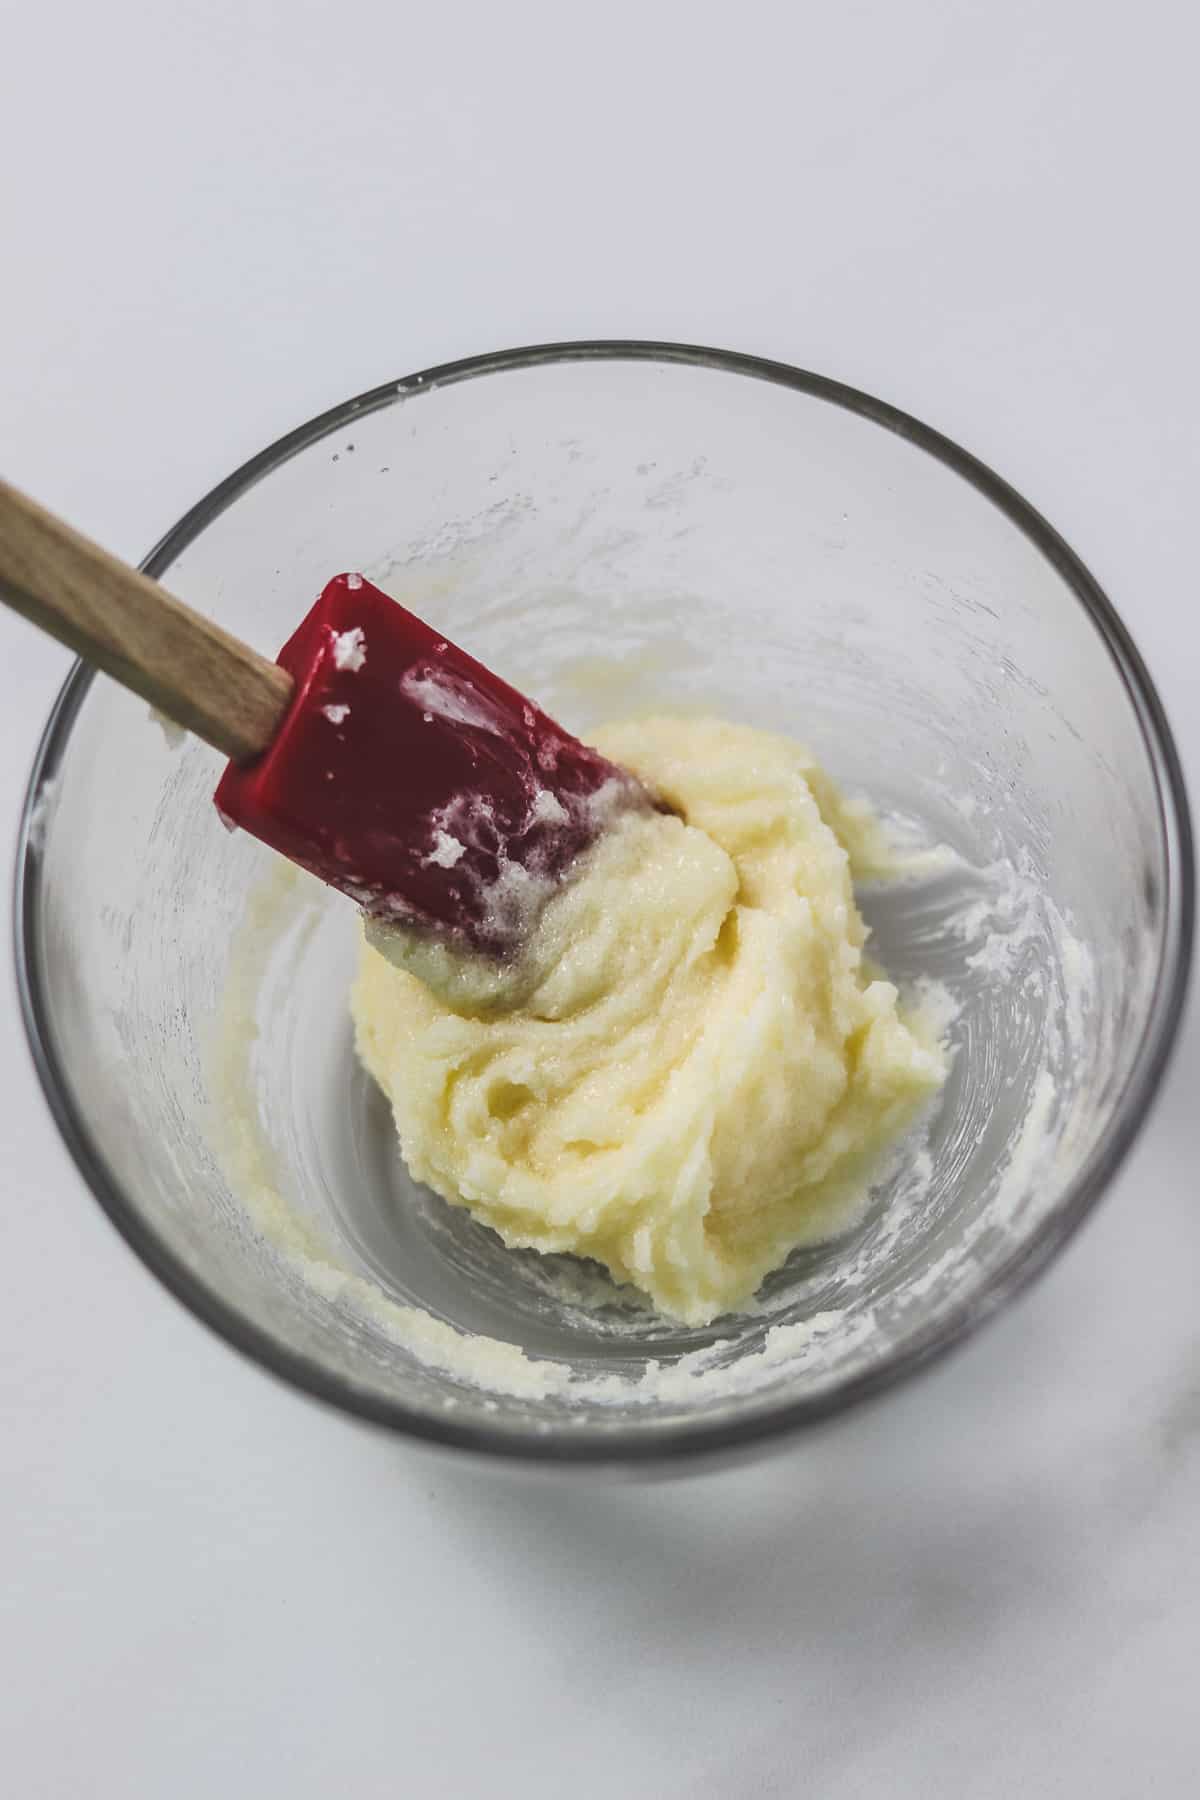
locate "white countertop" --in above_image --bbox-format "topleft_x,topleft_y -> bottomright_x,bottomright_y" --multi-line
3,4 -> 1198,1794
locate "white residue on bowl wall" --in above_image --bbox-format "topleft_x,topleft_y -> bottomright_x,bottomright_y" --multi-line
26,774 -> 60,854
146,705 -> 187,751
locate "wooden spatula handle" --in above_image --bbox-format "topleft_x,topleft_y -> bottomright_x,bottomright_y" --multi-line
0,478 -> 293,762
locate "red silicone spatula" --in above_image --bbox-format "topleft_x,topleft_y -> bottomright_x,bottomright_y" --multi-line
0,479 -> 646,952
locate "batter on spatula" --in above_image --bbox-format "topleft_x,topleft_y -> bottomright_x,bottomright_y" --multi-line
353,715 -> 945,1327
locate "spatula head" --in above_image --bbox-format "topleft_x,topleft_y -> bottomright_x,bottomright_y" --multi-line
214,575 -> 645,952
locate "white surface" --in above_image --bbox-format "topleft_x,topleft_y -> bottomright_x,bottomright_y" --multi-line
2,3 -> 1198,1794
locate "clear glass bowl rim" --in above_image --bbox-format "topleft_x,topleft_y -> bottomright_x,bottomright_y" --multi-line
12,340 -> 1195,1467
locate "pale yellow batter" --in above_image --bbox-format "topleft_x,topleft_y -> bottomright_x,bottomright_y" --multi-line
352,717 -> 945,1326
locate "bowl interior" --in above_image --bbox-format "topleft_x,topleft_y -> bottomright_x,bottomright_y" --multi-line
20,348 -> 1186,1458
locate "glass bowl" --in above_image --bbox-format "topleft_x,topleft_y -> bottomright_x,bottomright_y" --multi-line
15,342 -> 1193,1468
